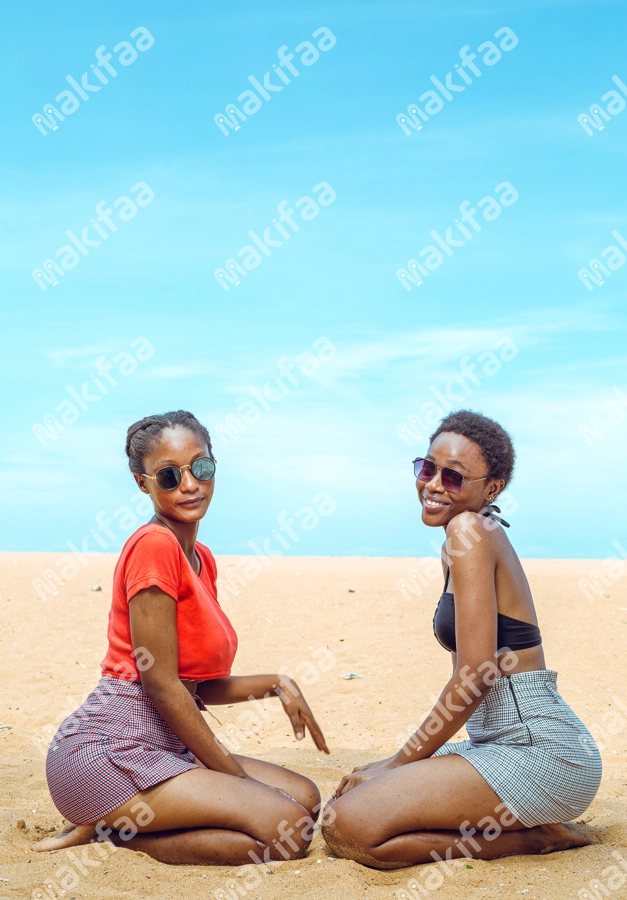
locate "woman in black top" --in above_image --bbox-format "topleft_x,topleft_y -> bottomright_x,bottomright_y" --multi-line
323,410 -> 601,869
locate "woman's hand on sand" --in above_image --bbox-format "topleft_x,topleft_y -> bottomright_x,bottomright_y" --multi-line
33,822 -> 99,852
333,756 -> 400,797
278,676 -> 330,754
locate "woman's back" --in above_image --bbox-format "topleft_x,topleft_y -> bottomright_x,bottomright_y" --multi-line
443,509 -> 546,674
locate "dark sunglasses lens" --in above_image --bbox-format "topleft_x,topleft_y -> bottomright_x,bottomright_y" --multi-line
414,458 -> 435,480
191,457 -> 216,481
155,466 -> 181,490
441,467 -> 464,493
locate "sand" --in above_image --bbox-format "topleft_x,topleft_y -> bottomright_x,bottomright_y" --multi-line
1,552 -> 626,900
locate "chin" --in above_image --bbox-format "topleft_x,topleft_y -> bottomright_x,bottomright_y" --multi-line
167,504 -> 208,522
183,507 -> 207,522
422,515 -> 443,527
421,507 -> 450,527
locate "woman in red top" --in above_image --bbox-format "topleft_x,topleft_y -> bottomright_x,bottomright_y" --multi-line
36,410 -> 328,866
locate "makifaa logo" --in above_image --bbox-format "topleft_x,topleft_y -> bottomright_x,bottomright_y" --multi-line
395,27 -> 518,137
578,75 -> 627,136
396,182 -> 518,292
214,27 -> 337,136
215,182 -> 337,291
32,337 -> 155,446
32,182 -> 155,291
578,230 -> 627,291
32,27 -> 155,136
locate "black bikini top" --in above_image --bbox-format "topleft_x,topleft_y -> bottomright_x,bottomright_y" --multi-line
433,571 -> 542,654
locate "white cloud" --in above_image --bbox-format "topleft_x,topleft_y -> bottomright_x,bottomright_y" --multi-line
142,363 -> 219,379
44,342 -> 118,368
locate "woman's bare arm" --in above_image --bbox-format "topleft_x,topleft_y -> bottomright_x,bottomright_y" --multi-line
198,676 -> 329,754
336,513 -> 501,794
395,512 -> 500,762
129,586 -> 248,777
197,674 -> 290,705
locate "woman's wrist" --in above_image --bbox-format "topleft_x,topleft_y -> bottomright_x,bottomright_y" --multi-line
390,752 -> 409,768
248,674 -> 293,700
271,674 -> 299,701
211,752 -> 248,778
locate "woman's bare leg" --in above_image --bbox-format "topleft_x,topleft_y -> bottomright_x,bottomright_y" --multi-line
322,755 -> 592,869
107,826 -> 266,865
35,754 -> 320,865
234,754 -> 321,817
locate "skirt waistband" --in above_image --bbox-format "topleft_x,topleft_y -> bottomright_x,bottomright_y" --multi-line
55,676 -> 206,742
88,676 -> 206,707
479,670 -> 558,711
490,669 -> 557,687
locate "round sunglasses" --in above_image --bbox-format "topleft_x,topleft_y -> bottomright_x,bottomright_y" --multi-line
412,457 -> 487,494
143,456 -> 217,491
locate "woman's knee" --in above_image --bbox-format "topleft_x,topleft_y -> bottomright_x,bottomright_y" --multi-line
321,798 -> 381,863
292,774 -> 321,818
321,799 -> 356,851
262,800 -> 315,861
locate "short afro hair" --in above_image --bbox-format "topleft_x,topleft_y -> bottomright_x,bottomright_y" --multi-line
429,409 -> 515,488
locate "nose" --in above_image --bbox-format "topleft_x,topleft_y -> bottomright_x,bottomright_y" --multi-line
424,470 -> 445,493
179,466 -> 197,492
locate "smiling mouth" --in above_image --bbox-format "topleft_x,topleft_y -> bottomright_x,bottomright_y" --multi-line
423,496 -> 449,510
178,498 -> 204,507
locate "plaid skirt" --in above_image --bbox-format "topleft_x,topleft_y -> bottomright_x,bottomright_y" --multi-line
434,669 -> 602,827
46,677 -> 201,823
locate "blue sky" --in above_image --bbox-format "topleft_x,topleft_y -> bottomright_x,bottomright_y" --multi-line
1,0 -> 626,558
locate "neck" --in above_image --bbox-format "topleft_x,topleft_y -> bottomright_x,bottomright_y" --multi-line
151,513 -> 199,565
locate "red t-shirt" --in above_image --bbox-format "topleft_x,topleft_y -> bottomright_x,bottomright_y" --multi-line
101,523 -> 238,682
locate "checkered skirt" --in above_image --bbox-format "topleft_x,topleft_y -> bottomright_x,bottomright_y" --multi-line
46,677 -> 200,823
434,669 -> 602,826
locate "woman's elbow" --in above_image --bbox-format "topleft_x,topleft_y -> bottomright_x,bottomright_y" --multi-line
140,672 -> 175,703
455,662 -> 496,698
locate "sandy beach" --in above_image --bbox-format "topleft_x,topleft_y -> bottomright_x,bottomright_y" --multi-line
1,552 -> 626,899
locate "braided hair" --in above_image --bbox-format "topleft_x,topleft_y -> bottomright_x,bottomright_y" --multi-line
429,410 -> 515,489
125,410 -> 213,475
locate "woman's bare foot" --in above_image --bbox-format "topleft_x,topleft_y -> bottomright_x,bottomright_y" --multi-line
33,822 -> 98,852
535,821 -> 593,854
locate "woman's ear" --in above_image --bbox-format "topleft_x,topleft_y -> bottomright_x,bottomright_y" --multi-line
486,479 -> 505,502
134,473 -> 151,495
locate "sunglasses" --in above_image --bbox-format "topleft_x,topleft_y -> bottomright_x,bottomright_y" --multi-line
412,457 -> 487,494
143,456 -> 217,491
